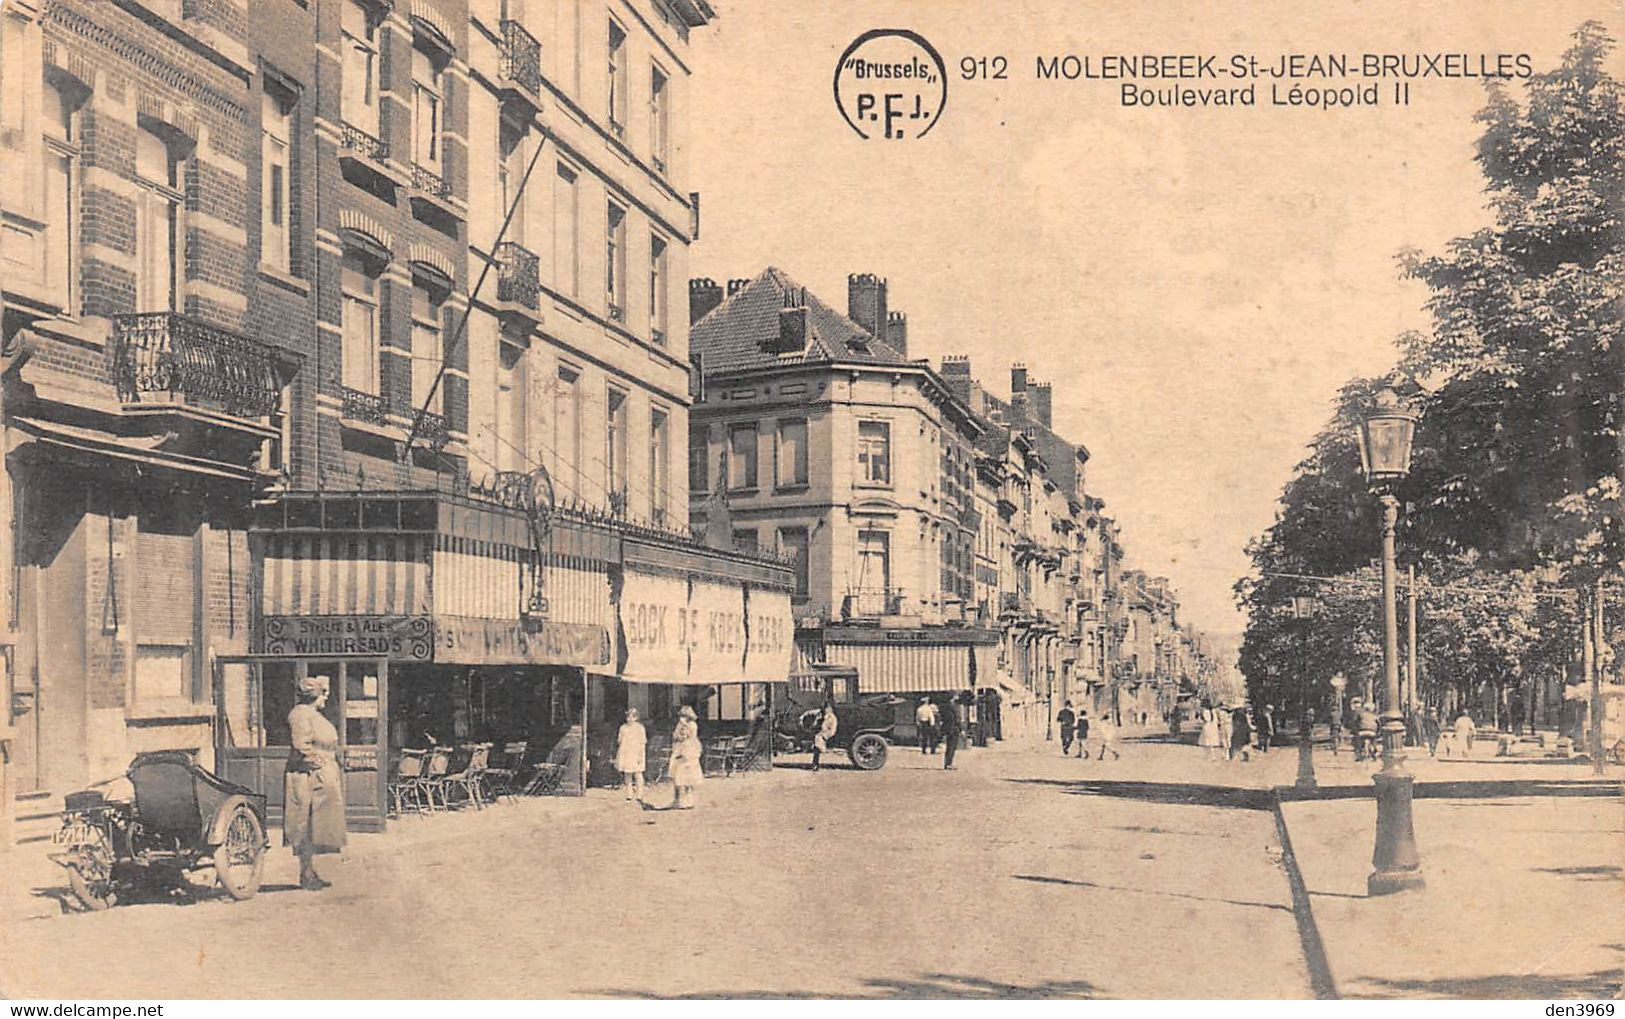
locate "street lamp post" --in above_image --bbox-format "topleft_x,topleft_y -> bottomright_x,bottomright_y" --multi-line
1292,596 -> 1319,790
1356,387 -> 1425,895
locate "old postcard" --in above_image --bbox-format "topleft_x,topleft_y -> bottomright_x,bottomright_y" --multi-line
0,0 -> 1621,1003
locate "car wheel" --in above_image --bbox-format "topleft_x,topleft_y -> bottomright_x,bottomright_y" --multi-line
68,830 -> 117,911
849,733 -> 888,771
215,805 -> 265,901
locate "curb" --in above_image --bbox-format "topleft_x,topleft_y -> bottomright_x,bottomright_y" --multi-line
1270,788 -> 1340,1000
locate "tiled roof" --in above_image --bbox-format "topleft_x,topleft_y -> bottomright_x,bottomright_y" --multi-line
689,267 -> 912,374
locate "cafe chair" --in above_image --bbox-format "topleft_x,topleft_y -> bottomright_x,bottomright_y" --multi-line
439,743 -> 490,809
481,741 -> 528,803
417,745 -> 454,811
388,748 -> 430,816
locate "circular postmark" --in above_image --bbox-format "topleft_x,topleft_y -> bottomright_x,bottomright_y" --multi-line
833,29 -> 948,141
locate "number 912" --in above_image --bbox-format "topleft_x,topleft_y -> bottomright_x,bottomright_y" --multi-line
961,56 -> 1008,80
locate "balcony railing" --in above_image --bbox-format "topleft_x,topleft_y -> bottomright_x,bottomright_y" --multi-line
410,163 -> 451,200
499,20 -> 542,98
413,407 -> 449,446
495,242 -> 540,311
844,587 -> 904,617
341,386 -> 388,426
110,312 -> 284,419
339,122 -> 388,163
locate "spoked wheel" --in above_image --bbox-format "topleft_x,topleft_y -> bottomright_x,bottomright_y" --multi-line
67,829 -> 117,911
848,732 -> 889,771
215,805 -> 265,901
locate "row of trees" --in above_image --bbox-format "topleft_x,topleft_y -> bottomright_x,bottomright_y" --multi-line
1239,21 -> 1625,729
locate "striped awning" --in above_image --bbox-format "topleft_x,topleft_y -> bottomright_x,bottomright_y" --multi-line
822,642 -> 975,695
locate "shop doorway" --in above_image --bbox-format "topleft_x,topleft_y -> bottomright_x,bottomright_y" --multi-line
213,655 -> 389,832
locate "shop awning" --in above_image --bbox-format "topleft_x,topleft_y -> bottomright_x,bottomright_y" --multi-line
821,642 -> 975,695
996,673 -> 1038,705
12,415 -> 261,482
618,564 -> 794,685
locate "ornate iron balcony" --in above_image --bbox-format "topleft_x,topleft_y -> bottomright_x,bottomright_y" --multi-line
410,162 -> 451,199
500,20 -> 542,98
414,407 -> 449,447
495,241 -> 540,311
341,386 -> 388,426
339,122 -> 388,162
845,587 -> 905,617
110,312 -> 284,419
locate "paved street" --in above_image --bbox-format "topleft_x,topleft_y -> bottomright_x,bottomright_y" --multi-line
2,736 -> 1314,999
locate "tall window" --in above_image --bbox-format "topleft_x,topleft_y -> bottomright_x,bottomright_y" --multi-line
857,530 -> 890,595
412,47 -> 443,170
134,126 -> 182,313
780,527 -> 810,599
728,423 -> 758,491
553,363 -> 582,498
606,201 -> 626,322
498,121 -> 525,244
340,251 -> 378,393
411,282 -> 443,414
496,344 -> 526,473
648,406 -> 669,521
261,87 -> 294,272
776,418 -> 808,487
857,420 -> 891,485
606,386 -> 629,507
648,233 -> 667,344
42,81 -> 78,307
341,0 -> 379,132
649,63 -> 669,172
606,18 -> 626,138
689,429 -> 708,492
553,162 -> 579,296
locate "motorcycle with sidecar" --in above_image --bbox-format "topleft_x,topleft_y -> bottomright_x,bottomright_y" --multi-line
51,750 -> 269,910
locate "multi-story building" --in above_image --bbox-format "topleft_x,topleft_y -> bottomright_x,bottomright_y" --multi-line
1,0 -> 792,839
688,268 -> 1000,722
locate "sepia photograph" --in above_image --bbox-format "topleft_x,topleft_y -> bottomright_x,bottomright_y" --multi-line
0,0 -> 1621,1003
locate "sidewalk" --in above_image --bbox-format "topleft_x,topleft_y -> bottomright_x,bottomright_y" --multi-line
1278,743 -> 1625,999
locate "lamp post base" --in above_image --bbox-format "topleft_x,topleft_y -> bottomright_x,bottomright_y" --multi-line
1295,734 -> 1318,790
1368,769 -> 1424,895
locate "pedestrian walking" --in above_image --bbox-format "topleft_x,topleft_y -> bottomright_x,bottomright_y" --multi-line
284,675 -> 345,891
614,707 -> 647,802
668,706 -> 705,808
1229,705 -> 1253,762
1422,708 -> 1443,757
1199,706 -> 1222,761
1329,698 -> 1344,756
941,695 -> 963,770
1217,704 -> 1233,760
811,702 -> 838,772
1454,710 -> 1477,755
915,697 -> 938,755
1095,713 -> 1122,760
1259,704 -> 1276,752
1075,709 -> 1091,757
1057,701 -> 1077,756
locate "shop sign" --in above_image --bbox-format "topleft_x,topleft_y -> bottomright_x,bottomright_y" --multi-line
743,587 -> 793,682
688,579 -> 748,682
261,615 -> 433,660
620,571 -> 692,683
434,616 -> 610,667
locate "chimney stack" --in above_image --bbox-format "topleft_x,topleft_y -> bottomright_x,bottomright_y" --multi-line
726,277 -> 751,297
689,277 -> 723,324
1010,363 -> 1028,395
1032,381 -> 1053,427
940,354 -> 971,377
886,311 -> 908,357
770,287 -> 810,353
847,273 -> 888,345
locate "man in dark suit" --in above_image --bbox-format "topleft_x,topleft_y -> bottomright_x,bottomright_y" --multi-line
940,695 -> 962,770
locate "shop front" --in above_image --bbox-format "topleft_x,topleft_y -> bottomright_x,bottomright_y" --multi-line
222,489 -> 617,828
813,626 -> 1002,745
586,538 -> 794,785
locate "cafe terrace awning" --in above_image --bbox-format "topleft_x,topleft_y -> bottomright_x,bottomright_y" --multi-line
253,490 -> 615,667
617,539 -> 795,685
815,626 -> 1001,694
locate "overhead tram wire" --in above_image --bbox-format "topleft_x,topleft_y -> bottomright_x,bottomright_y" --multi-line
403,122 -> 555,458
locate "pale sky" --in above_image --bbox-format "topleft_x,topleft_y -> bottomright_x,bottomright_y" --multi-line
687,0 -> 1625,638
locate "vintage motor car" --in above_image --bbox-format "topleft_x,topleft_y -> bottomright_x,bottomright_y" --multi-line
774,694 -> 898,770
51,750 -> 269,910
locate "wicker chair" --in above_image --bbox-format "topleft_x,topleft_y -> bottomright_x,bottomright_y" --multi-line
388,748 -> 430,816
481,741 -> 528,803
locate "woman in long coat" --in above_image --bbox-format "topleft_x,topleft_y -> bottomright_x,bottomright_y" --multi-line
668,705 -> 705,809
1199,707 -> 1223,761
1229,705 -> 1253,762
285,676 -> 346,890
